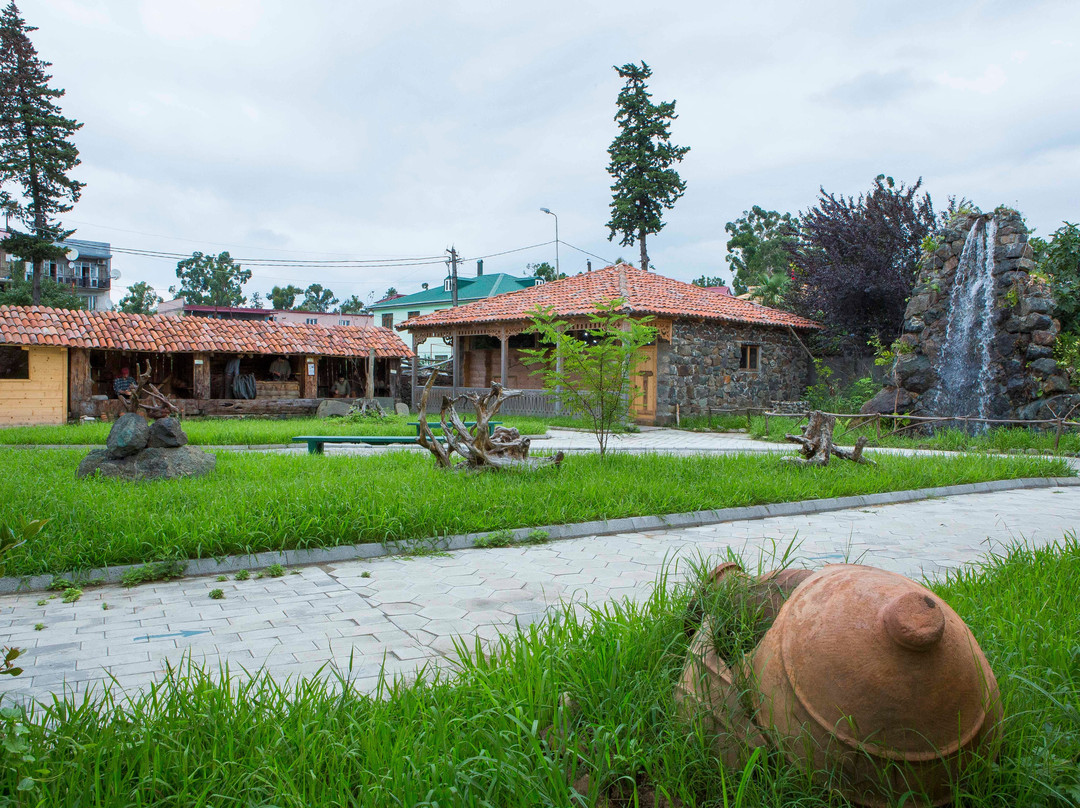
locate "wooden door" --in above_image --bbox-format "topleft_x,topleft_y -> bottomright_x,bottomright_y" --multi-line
630,344 -> 657,424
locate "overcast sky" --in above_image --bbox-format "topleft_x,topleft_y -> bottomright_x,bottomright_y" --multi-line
18,0 -> 1080,307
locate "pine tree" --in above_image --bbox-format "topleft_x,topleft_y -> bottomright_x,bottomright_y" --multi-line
605,62 -> 688,271
0,2 -> 84,305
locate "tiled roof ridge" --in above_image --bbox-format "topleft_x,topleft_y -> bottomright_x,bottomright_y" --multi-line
0,305 -> 413,358
397,264 -> 821,331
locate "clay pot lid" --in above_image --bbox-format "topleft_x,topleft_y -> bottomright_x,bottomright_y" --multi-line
767,564 -> 996,758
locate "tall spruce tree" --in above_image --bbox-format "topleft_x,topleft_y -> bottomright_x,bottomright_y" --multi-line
0,2 -> 84,305
605,62 -> 688,271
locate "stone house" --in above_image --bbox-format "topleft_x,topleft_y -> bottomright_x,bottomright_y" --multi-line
398,264 -> 820,424
0,305 -> 412,426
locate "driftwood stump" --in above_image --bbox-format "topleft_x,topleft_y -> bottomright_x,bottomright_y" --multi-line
415,372 -> 564,471
124,362 -> 181,420
348,399 -> 387,419
784,411 -> 874,467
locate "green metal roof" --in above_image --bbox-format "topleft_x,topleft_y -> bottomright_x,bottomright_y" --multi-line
370,273 -> 540,310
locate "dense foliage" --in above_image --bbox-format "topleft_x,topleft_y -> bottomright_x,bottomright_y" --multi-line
116,280 -> 162,314
605,62 -> 689,271
528,261 -> 565,282
788,175 -> 935,347
0,266 -> 82,308
298,282 -> 338,312
0,1 -> 83,304
725,205 -> 799,296
169,250 -> 251,307
268,283 -> 303,310
1034,221 -> 1080,335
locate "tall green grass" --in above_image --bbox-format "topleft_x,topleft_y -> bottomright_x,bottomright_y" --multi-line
2,538 -> 1077,806
0,414 -> 562,446
0,449 -> 1069,577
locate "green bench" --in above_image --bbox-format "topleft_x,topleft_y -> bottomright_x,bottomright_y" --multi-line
292,435 -> 429,454
407,421 -> 500,436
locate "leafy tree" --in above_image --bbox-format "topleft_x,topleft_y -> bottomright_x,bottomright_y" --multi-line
605,62 -> 689,272
0,263 -> 82,308
249,291 -> 263,308
724,206 -> 799,295
269,284 -> 303,310
1033,221 -> 1080,335
338,295 -> 367,315
117,280 -> 162,314
691,275 -> 726,288
298,283 -> 338,313
169,251 -> 251,307
754,271 -> 789,308
383,287 -> 398,299
787,175 -> 935,347
521,299 -> 657,457
527,261 -> 566,283
0,1 -> 84,305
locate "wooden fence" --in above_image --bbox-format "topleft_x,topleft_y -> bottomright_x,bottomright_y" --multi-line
416,386 -> 562,416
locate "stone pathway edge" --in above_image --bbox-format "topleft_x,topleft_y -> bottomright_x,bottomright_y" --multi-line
4,475 -> 1077,595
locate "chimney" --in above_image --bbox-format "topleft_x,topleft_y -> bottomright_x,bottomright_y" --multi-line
587,260 -> 592,272
476,259 -> 483,277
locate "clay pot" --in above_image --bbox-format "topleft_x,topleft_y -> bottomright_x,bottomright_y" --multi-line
750,564 -> 1001,807
674,617 -> 767,769
683,563 -> 812,638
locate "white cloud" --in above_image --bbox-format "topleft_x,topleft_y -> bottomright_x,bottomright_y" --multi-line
936,65 -> 1008,94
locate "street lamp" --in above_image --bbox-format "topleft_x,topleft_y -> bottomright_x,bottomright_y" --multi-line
539,207 -> 559,278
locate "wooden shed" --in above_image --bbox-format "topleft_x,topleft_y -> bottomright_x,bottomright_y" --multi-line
0,306 -> 413,426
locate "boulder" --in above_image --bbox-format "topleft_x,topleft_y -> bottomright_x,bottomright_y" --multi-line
395,402 -> 410,416
860,386 -> 917,416
316,399 -> 352,418
1028,357 -> 1059,376
106,413 -> 150,458
894,353 -> 934,394
148,417 -> 188,448
78,446 -> 216,481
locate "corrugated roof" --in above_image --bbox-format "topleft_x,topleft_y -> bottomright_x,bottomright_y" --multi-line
399,264 -> 821,331
370,273 -> 541,309
0,306 -> 413,358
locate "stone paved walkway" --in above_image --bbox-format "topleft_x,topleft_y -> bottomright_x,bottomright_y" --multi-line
1,485 -> 1076,705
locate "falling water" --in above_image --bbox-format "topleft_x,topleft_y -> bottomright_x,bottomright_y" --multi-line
933,216 -> 998,418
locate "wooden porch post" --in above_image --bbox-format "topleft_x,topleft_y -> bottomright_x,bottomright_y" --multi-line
301,356 -> 319,398
410,335 -> 418,413
68,347 -> 92,419
499,330 -> 508,387
452,333 -> 461,397
366,348 -> 375,399
193,353 -> 211,399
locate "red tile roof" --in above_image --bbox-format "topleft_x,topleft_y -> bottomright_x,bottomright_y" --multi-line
0,306 -> 413,358
399,264 -> 821,331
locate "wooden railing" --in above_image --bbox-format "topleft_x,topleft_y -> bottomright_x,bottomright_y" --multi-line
416,386 -> 562,416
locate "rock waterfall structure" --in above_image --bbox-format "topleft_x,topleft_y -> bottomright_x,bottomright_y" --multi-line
863,209 -> 1078,421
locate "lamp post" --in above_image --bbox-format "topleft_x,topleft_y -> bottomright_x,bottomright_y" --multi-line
539,207 -> 559,278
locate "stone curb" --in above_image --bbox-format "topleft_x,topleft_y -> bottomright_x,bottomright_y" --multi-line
2,476 -> 1077,594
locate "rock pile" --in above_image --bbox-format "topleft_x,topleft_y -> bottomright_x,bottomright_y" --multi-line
77,413 -> 216,481
863,209 -> 1079,420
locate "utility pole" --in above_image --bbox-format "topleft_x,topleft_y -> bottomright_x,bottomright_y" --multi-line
448,246 -> 460,395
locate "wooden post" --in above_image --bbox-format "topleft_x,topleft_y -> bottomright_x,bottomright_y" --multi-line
410,335 -> 418,414
301,356 -> 318,399
875,414 -> 881,441
554,342 -> 563,416
452,334 -> 461,397
193,353 -> 211,400
67,347 -> 92,419
1054,418 -> 1064,451
499,332 -> 509,387
366,348 -> 375,399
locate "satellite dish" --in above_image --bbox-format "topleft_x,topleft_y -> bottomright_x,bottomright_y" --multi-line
65,247 -> 79,262
110,268 -> 121,280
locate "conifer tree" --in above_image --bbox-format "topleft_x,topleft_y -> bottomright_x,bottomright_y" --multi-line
605,62 -> 688,271
0,2 -> 84,305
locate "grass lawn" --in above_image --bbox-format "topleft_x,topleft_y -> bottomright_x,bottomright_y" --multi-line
0,414 -> 577,446
2,537 -> 1077,806
687,414 -> 1080,456
0,449 -> 1069,577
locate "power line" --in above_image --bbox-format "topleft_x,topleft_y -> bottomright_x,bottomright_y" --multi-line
561,240 -> 615,266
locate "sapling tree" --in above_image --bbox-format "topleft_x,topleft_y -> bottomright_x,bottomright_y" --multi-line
521,298 -> 657,457
0,1 -> 84,305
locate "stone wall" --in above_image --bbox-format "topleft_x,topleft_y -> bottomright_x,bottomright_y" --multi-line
656,321 -> 810,423
866,209 -> 1078,420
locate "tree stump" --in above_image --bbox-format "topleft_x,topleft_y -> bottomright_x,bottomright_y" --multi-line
784,411 -> 875,467
415,372 -> 563,471
124,362 -> 181,420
